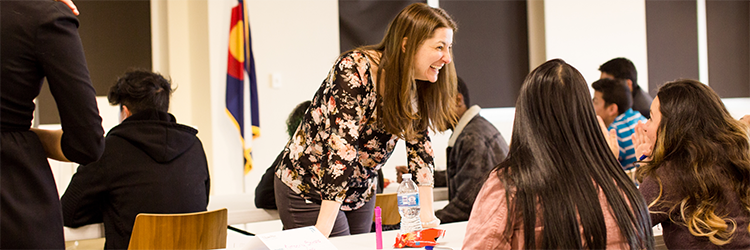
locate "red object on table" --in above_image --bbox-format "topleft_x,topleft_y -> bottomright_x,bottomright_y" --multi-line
393,228 -> 446,248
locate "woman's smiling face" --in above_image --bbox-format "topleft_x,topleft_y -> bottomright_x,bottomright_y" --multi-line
412,27 -> 453,83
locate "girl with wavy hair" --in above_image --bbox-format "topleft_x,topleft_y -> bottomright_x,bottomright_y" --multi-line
273,3 -> 457,237
464,59 -> 654,249
634,79 -> 750,248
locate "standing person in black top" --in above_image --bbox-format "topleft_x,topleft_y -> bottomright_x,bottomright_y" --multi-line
61,70 -> 210,249
0,1 -> 105,248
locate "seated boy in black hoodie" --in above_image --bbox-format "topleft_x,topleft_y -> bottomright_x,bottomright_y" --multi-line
61,69 -> 210,249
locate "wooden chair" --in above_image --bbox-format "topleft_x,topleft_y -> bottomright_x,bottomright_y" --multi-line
374,193 -> 401,225
128,208 -> 228,250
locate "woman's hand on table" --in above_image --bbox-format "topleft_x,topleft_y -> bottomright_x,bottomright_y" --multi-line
421,215 -> 441,228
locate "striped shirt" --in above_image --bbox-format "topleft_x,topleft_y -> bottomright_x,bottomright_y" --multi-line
609,108 -> 647,170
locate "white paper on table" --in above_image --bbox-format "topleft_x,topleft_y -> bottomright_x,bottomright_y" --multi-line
256,226 -> 339,250
237,237 -> 269,250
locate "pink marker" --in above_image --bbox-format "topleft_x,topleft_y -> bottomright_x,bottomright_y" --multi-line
375,206 -> 383,249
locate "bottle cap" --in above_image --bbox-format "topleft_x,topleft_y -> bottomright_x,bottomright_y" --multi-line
403,173 -> 412,179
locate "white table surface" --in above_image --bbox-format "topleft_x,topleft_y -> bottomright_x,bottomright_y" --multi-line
65,189 -> 450,241
228,221 -> 467,250
328,221 -> 466,250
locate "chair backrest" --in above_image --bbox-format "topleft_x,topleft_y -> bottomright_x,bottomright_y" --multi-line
128,208 -> 228,250
374,193 -> 401,225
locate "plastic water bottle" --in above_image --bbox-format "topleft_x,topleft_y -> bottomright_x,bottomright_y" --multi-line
398,173 -> 422,234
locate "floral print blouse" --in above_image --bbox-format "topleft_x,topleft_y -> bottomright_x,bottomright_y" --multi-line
274,51 -> 435,211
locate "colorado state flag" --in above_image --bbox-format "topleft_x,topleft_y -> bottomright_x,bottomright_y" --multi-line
226,0 -> 259,174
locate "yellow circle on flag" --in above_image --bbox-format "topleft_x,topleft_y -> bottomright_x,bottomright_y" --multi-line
229,21 -> 245,63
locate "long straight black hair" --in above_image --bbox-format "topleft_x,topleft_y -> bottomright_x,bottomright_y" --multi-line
497,59 -> 654,249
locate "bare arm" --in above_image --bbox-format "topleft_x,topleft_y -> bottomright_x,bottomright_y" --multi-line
30,128 -> 70,162
315,200 -> 342,238
419,186 -> 440,227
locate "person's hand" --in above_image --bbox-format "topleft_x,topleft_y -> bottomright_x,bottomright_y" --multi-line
395,165 -> 408,183
632,121 -> 653,162
739,115 -> 750,127
56,0 -> 79,16
597,116 -> 619,159
421,215 -> 441,228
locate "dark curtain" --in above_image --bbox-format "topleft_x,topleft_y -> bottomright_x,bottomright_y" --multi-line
441,0 -> 528,108
706,0 -> 750,98
338,0 -> 423,53
645,0 -> 699,95
38,0 -> 152,124
339,0 -> 529,108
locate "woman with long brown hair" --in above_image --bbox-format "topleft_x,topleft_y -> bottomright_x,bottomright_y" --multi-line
272,3 -> 458,237
634,79 -> 750,248
464,59 -> 654,249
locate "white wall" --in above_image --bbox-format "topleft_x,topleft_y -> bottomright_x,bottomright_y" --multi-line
722,98 -> 750,121
544,0 -> 649,92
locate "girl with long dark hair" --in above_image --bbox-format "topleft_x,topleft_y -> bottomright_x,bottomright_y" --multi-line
464,59 -> 654,249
